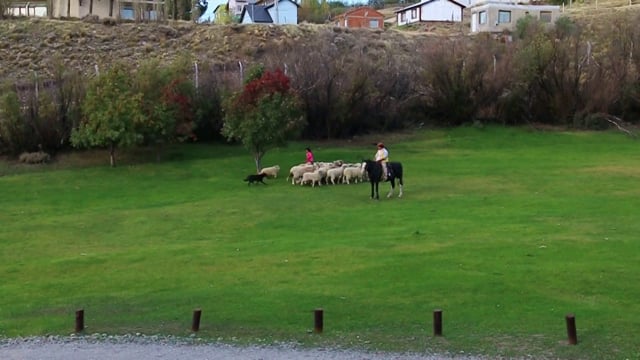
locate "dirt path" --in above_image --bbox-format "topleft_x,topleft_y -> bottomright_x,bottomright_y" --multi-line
0,336 -> 484,360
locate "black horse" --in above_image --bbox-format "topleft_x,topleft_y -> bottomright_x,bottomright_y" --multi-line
362,160 -> 404,200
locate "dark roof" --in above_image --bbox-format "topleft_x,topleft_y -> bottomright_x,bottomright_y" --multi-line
241,4 -> 273,23
395,0 -> 466,12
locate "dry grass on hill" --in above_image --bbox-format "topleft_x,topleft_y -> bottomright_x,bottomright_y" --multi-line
565,1 -> 640,34
1,0 -> 639,83
0,19 -> 440,82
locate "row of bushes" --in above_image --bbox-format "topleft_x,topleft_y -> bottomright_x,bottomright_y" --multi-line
1,15 -> 639,157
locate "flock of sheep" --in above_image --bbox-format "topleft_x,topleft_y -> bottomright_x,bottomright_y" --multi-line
257,161 -> 368,187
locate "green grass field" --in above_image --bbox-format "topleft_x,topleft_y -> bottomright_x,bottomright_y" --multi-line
1,126 -> 639,359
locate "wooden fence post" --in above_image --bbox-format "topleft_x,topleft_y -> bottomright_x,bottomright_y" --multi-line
433,309 -> 443,336
566,313 -> 577,345
314,308 -> 323,333
75,309 -> 84,333
192,309 -> 202,332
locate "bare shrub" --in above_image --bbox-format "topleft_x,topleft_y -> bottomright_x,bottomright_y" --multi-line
0,87 -> 32,155
611,13 -> 640,122
268,28 -> 425,139
0,0 -> 8,19
510,22 -> 589,125
190,60 -> 228,142
419,36 -> 507,126
269,30 -> 354,139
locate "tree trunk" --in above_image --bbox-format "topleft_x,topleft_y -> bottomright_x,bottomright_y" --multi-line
254,153 -> 263,173
109,142 -> 116,167
155,143 -> 163,162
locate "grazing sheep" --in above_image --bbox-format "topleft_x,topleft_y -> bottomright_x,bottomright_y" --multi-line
343,164 -> 365,184
259,165 -> 280,178
326,166 -> 345,185
301,170 -> 323,187
315,166 -> 329,185
19,151 -> 51,164
288,164 -> 315,185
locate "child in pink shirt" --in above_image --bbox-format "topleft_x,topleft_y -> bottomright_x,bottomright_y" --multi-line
305,147 -> 314,164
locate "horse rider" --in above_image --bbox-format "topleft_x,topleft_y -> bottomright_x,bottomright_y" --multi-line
375,142 -> 390,180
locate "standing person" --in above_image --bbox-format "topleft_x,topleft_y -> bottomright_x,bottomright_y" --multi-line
305,147 -> 315,164
375,142 -> 390,180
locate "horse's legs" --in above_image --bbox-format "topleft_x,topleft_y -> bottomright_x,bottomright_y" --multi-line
398,176 -> 403,197
372,182 -> 379,200
387,179 -> 395,198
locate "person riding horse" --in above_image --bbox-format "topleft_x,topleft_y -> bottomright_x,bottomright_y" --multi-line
375,142 -> 391,181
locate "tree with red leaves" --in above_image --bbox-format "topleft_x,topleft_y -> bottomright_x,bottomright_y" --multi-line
222,67 -> 305,172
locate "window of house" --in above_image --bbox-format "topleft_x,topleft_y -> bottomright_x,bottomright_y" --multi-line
401,12 -> 406,22
369,19 -> 380,28
120,6 -> 134,19
539,11 -> 552,23
478,10 -> 487,24
411,8 -> 417,19
498,10 -> 511,23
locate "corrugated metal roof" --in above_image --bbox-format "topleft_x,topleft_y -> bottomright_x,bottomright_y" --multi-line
242,4 -> 273,23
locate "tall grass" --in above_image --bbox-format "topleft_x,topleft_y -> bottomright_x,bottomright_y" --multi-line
1,126 -> 639,359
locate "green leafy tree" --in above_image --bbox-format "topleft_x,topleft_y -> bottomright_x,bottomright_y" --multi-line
299,0 -> 330,23
133,58 -> 195,161
71,64 -> 146,167
222,68 -> 305,172
214,5 -> 233,24
515,14 -> 542,40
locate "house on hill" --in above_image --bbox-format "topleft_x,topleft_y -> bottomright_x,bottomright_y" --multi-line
228,0 -> 250,17
8,0 -> 48,16
395,0 -> 466,26
333,6 -> 385,29
48,0 -> 162,20
468,0 -> 561,33
240,0 -> 299,24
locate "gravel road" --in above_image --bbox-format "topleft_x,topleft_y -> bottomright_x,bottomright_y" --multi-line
0,335 -> 484,360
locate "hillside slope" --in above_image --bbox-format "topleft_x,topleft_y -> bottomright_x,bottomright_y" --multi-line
1,1 -> 639,83
1,19 -> 451,83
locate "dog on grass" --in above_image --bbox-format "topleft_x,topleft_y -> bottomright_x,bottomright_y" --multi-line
243,173 -> 268,185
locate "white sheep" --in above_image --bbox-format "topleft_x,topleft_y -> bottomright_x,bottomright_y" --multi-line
288,164 -> 315,185
259,165 -> 280,178
315,166 -> 330,185
343,165 -> 365,184
19,151 -> 51,164
326,166 -> 345,185
301,170 -> 323,187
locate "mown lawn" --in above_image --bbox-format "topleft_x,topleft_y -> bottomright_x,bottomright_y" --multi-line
1,126 -> 639,359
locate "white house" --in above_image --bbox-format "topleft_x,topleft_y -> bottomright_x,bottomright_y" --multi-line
395,0 -> 466,26
8,1 -> 48,16
240,0 -> 298,24
228,0 -> 249,17
468,0 -> 531,6
469,2 -> 561,33
48,0 -> 163,20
